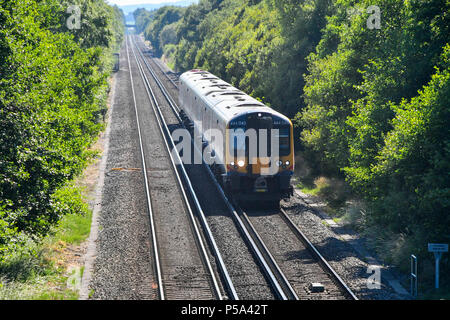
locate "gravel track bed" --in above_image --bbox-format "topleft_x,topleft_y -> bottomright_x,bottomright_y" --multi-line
133,34 -> 410,300
135,36 -> 276,300
88,38 -> 215,300
246,209 -> 348,300
128,37 -> 215,300
151,57 -> 179,102
88,42 -> 156,300
137,35 -> 401,300
184,162 -> 275,300
282,195 -> 406,300
136,36 -> 179,103
132,40 -> 228,298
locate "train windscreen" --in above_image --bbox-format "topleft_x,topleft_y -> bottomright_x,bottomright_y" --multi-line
229,114 -> 291,158
275,127 -> 290,156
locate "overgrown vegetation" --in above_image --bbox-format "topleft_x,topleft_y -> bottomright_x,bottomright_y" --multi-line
0,0 -> 124,264
136,0 -> 450,295
299,1 -> 450,287
0,184 -> 92,299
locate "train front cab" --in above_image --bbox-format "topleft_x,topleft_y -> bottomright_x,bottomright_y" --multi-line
224,112 -> 294,204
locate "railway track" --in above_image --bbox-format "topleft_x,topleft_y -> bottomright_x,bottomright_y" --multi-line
240,205 -> 358,300
125,35 -> 230,300
131,34 -> 358,300
153,58 -> 180,90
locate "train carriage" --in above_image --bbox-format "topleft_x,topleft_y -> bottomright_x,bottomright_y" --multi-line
179,69 -> 294,204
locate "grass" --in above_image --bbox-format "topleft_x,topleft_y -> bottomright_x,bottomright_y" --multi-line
54,208 -> 92,245
166,60 -> 176,71
332,217 -> 341,224
0,74 -> 106,300
0,186 -> 93,300
295,172 -> 450,299
297,176 -> 351,217
296,181 -> 321,196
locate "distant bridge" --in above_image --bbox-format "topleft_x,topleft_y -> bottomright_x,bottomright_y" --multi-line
126,24 -> 136,28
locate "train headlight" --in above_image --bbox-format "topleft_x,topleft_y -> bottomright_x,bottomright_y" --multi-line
285,160 -> 290,166
276,160 -> 283,167
238,160 -> 245,167
230,161 -> 239,170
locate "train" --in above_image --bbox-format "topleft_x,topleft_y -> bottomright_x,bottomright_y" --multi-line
178,69 -> 294,205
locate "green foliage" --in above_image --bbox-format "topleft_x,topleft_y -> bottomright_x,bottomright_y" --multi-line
0,0 -> 123,260
56,0 -> 124,50
50,185 -> 91,247
360,45 -> 450,236
134,8 -> 156,34
0,184 -> 91,299
264,0 -> 334,117
143,6 -> 185,55
137,0 -> 332,118
137,0 -> 450,281
300,0 -> 450,248
191,1 -> 280,102
140,0 -> 322,117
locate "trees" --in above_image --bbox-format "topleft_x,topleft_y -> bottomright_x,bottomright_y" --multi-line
159,23 -> 178,48
264,0 -> 334,118
140,0 -> 333,119
173,0 -> 216,70
0,0 -> 124,259
54,0 -> 124,50
348,45 -> 450,237
136,0 -> 450,268
300,0 -> 449,240
143,6 -> 185,55
134,8 -> 155,34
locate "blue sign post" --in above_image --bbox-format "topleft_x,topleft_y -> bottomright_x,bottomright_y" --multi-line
428,243 -> 448,289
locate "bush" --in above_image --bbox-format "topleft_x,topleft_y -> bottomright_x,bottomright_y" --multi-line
0,0 -> 124,260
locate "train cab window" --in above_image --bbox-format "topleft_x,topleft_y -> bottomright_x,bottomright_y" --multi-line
229,129 -> 246,157
275,127 -> 290,156
235,135 -> 246,152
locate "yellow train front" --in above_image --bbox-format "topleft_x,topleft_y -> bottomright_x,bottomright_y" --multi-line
179,69 -> 294,205
224,112 -> 294,203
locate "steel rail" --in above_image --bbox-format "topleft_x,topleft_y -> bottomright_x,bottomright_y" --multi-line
125,36 -> 164,300
132,36 -> 297,300
234,204 -> 299,300
133,38 -> 181,118
279,208 -> 359,300
153,58 -> 179,89
137,35 -> 360,300
129,36 -> 235,300
138,36 -> 180,89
